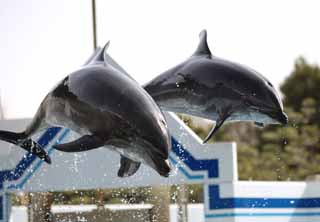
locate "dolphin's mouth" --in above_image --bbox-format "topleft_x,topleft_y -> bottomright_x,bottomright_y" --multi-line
244,96 -> 288,125
277,111 -> 288,125
245,100 -> 288,125
258,109 -> 288,125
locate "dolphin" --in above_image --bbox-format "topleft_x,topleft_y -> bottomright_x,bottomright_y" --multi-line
0,42 -> 171,177
144,30 -> 288,143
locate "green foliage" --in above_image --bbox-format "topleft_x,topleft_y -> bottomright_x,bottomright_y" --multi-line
257,58 -> 320,180
281,58 -> 320,113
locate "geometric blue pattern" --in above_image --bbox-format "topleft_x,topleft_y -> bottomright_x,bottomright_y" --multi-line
171,137 -> 219,178
170,137 -> 320,219
2,127 -> 320,220
7,129 -> 70,190
0,127 -> 61,189
205,212 -> 320,218
208,185 -> 320,209
168,155 -> 204,180
0,127 -> 62,221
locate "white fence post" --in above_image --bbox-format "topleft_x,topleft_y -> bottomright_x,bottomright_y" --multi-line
0,191 -> 11,222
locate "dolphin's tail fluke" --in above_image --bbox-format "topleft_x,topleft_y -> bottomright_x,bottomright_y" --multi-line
0,130 -> 51,164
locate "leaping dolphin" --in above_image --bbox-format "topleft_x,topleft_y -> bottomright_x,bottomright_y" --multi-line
0,42 -> 171,177
144,30 -> 288,143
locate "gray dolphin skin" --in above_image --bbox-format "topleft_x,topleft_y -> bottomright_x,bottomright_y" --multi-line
144,30 -> 288,143
0,42 -> 171,177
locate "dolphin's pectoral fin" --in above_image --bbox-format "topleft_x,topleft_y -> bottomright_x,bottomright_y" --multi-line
103,41 -> 112,66
83,46 -> 102,65
53,135 -> 104,152
203,115 -> 229,144
117,155 -> 141,177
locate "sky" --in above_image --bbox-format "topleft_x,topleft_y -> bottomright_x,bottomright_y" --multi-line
0,0 -> 320,119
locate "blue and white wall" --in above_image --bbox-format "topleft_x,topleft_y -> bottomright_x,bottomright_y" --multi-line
1,113 -> 320,222
167,114 -> 320,222
204,181 -> 320,222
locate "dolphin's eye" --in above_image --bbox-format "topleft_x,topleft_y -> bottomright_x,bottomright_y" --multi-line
160,119 -> 167,127
267,81 -> 273,87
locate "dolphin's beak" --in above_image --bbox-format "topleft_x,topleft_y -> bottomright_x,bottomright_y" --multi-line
277,112 -> 288,125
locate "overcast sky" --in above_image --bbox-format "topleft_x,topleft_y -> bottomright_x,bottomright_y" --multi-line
1,0 -> 320,118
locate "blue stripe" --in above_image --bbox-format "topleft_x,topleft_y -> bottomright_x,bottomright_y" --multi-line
205,212 -> 320,218
0,127 -> 62,189
8,129 -> 70,190
208,185 -> 320,209
169,155 -> 204,180
171,137 -> 219,178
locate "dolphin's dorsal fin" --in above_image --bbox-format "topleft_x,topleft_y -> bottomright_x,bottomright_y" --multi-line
98,41 -> 110,64
193,29 -> 212,56
86,41 -> 110,65
103,42 -> 136,81
103,41 -> 110,64
103,41 -> 112,66
83,47 -> 102,65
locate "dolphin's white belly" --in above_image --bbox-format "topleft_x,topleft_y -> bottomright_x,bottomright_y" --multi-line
157,96 -> 260,123
157,97 -> 218,120
44,95 -> 91,135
